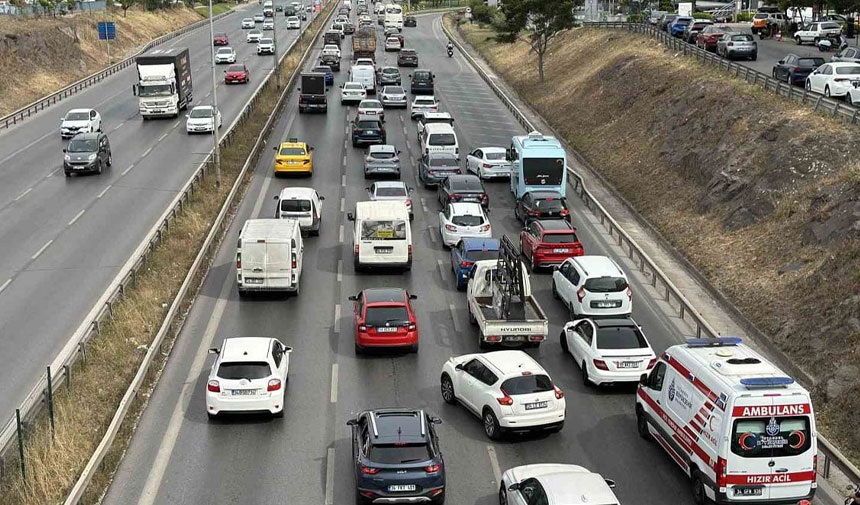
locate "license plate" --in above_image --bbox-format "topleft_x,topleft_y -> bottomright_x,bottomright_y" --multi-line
733,487 -> 763,497
152,109 -> 163,113
463,197 -> 480,203
375,247 -> 393,254
553,248 -> 569,253
388,485 -> 416,492
244,278 -> 263,284
618,361 -> 640,369
231,389 -> 257,396
376,327 -> 398,333
525,401 -> 548,410
506,336 -> 525,341
594,300 -> 620,308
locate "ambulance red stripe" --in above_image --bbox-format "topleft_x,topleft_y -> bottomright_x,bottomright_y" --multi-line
725,471 -> 815,485
664,354 -> 723,410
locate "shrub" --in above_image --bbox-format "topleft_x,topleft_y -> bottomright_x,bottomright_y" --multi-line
692,12 -> 712,19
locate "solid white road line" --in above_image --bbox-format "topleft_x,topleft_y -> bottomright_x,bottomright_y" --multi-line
334,304 -> 341,334
325,447 -> 336,505
330,364 -> 339,403
97,185 -> 111,198
0,279 -> 11,294
68,209 -> 85,226
32,240 -> 52,260
487,445 -> 502,486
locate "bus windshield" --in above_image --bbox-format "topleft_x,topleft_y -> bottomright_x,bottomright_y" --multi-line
522,157 -> 564,186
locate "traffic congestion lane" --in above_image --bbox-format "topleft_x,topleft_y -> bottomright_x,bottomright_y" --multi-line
0,6 -> 316,422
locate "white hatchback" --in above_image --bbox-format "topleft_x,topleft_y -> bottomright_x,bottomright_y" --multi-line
439,202 -> 491,248
561,317 -> 656,386
206,337 -> 292,419
185,105 -> 222,133
215,47 -> 236,64
500,464 -> 620,505
60,108 -> 101,138
410,95 -> 438,119
287,16 -> 301,29
322,44 -> 341,58
357,99 -> 384,119
439,350 -> 565,440
552,255 -> 632,318
241,17 -> 255,28
247,29 -> 263,42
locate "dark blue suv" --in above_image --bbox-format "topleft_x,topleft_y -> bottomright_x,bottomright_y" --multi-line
348,409 -> 446,504
450,237 -> 499,290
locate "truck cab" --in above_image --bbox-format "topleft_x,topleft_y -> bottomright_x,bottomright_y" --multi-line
134,47 -> 193,119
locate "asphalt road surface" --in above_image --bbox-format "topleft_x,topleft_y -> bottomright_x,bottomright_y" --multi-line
0,3 -> 318,421
102,10 -> 703,505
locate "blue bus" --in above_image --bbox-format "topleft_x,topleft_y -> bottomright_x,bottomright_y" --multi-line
508,131 -> 567,199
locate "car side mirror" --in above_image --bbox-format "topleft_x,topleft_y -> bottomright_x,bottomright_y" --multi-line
346,419 -> 357,426
347,212 -> 355,221
309,146 -> 314,151
223,70 -> 227,73
348,295 -> 358,301
778,59 -> 784,64
409,294 -> 418,300
273,195 -> 279,201
604,479 -> 617,489
454,363 -> 464,371
552,265 -> 560,271
62,148 -> 67,153
508,483 -> 520,492
208,347 -> 220,355
397,149 -> 401,154
430,416 -> 442,424
639,373 -> 649,386
408,74 -> 412,77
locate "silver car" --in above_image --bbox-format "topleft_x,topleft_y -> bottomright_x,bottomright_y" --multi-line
832,46 -> 860,64
379,86 -> 408,108
363,144 -> 402,178
716,32 -> 757,61
367,181 -> 413,219
242,17 -> 255,29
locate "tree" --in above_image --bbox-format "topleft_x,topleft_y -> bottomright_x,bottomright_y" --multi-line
119,0 -> 134,15
65,0 -> 76,14
38,0 -> 56,16
495,0 -> 579,82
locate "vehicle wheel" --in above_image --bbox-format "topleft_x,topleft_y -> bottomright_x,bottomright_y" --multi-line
207,411 -> 217,420
478,334 -> 490,349
560,330 -> 569,353
409,342 -> 419,353
637,410 -> 651,440
405,259 -> 412,271
356,491 -> 368,505
806,80 -> 812,91
825,85 -> 832,97
814,37 -> 821,46
529,252 -> 536,272
468,307 -> 477,325
569,302 -> 577,320
691,471 -> 707,505
548,421 -> 564,433
796,36 -> 802,45
106,153 -> 112,167
293,282 -> 300,297
750,53 -> 757,61
238,288 -> 247,298
273,408 -> 284,418
64,171 -> 71,177
354,342 -> 363,355
440,374 -> 456,404
772,69 -> 778,79
581,361 -> 591,387
354,258 -> 362,272
499,484 -> 507,505
482,408 -> 502,440
96,160 -> 103,175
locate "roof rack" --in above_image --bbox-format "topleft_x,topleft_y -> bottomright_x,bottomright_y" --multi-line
419,410 -> 426,437
740,377 -> 795,388
685,337 -> 742,347
369,411 -> 379,438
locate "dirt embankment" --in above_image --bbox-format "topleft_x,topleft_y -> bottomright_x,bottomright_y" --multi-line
457,24 -> 860,460
0,6 -> 204,116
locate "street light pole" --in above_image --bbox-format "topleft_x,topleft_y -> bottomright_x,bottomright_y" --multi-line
272,8 -> 281,88
208,0 -> 222,187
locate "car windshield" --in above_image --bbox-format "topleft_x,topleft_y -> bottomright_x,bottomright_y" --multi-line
429,156 -> 458,167
384,87 -> 404,94
217,361 -> 272,380
280,199 -> 311,212
375,186 -> 407,197
401,49 -> 416,55
217,48 -> 232,54
359,101 -> 380,109
260,38 -> 273,44
452,179 -> 482,191
485,151 -> 506,161
227,65 -> 245,72
360,219 -> 407,240
535,197 -> 565,211
835,66 -> 860,75
798,58 -> 824,67
584,276 -> 629,293
731,417 -> 812,458
345,84 -> 364,90
452,214 -> 483,226
279,147 -> 306,155
215,32 -> 226,38
368,444 -> 431,464
65,111 -> 90,121
822,22 -> 841,29
414,71 -> 431,80
501,374 -> 553,395
357,121 -> 380,129
365,305 -> 409,326
542,232 -> 576,244
465,249 -> 498,261
138,84 -> 172,97
416,97 -> 435,105
67,138 -> 97,152
250,30 -> 261,35
313,67 -> 331,73
190,108 -> 213,118
429,133 -> 456,146
754,13 -> 768,18
596,326 -> 648,349
382,68 -> 399,75
731,34 -> 753,41
370,151 -> 395,159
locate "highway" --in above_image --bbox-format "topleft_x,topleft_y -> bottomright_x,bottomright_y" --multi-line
102,10 -> 699,505
0,3 -> 319,421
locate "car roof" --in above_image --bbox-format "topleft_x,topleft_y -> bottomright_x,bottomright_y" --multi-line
382,86 -> 403,92
428,151 -> 457,159
220,337 -> 273,362
450,202 -> 484,214
363,288 -> 406,303
414,95 -> 437,101
278,187 -> 315,199
374,181 -> 407,189
462,237 -> 499,251
421,112 -> 452,120
357,114 -> 382,122
536,220 -> 573,231
191,105 -> 214,111
480,350 -> 545,376
571,256 -> 625,277
446,174 -> 479,184
67,108 -> 93,114
359,99 -> 381,106
344,81 -> 364,87
527,190 -> 564,200
71,132 -> 99,140
367,409 -> 428,444
279,140 -> 307,148
423,123 -> 454,134
369,144 -> 396,153
479,146 -> 506,154
537,472 -> 618,505
831,61 -> 860,67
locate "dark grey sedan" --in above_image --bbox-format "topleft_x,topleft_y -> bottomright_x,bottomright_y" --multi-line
364,144 -> 402,178
418,151 -> 461,187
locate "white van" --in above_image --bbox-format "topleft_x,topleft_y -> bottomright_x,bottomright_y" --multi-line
347,201 -> 412,271
236,219 -> 304,296
274,187 -> 324,236
349,65 -> 376,95
421,122 -> 458,157
636,337 -> 817,505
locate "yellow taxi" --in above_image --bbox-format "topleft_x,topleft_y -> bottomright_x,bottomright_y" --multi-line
273,138 -> 314,176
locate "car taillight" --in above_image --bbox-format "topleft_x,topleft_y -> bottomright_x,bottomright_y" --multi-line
626,286 -> 632,301
291,252 -> 297,269
835,77 -> 850,82
716,456 -> 727,489
528,335 -> 544,342
560,209 -> 570,216
449,194 -> 457,200
647,358 -> 657,369
496,389 -> 513,405
236,253 -> 242,269
479,224 -> 490,232
424,463 -> 442,473
207,380 -> 220,392
481,194 -> 488,203
793,66 -> 801,72
361,465 -> 380,475
445,224 -> 457,231
812,454 -> 818,484
593,359 -> 609,370
485,335 -> 500,342
528,210 -> 541,216
576,286 -> 586,303
268,378 -> 282,391
727,41 -> 733,46
354,244 -> 359,257
460,260 -> 473,268
405,199 -> 412,207
554,385 -> 564,399
408,244 -> 413,259
455,169 -> 462,174
408,322 -> 416,331
483,163 -> 492,169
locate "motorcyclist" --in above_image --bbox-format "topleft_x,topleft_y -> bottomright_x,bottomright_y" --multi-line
446,40 -> 454,52
848,485 -> 860,505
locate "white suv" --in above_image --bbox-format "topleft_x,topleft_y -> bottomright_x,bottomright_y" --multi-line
60,108 -> 101,138
439,350 -> 565,440
561,317 -> 656,386
205,337 -> 291,419
552,256 -> 631,318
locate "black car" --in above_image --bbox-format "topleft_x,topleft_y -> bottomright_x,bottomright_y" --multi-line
348,409 -> 446,505
418,152 -> 461,187
275,4 -> 283,11
377,66 -> 402,85
342,21 -> 355,34
323,30 -> 341,47
410,69 -> 435,94
320,53 -> 341,71
437,174 -> 488,208
351,114 -> 387,147
514,191 -> 571,223
773,54 -> 824,86
63,132 -> 111,176
398,48 -> 418,67
404,15 -> 417,27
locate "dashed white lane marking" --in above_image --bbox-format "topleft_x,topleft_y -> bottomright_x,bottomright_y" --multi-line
333,304 -> 341,334
429,227 -> 438,244
142,146 -> 153,158
344,139 -> 348,149
340,197 -> 345,213
122,164 -> 134,176
449,303 -> 461,333
420,197 -> 428,213
0,279 -> 11,294
112,122 -> 125,132
341,174 -> 346,186
325,447 -> 336,505
405,139 -> 412,150
158,132 -> 169,142
337,259 -> 343,282
68,209 -> 85,226
342,154 -> 347,166
339,224 -> 344,243
487,445 -> 502,486
14,187 -> 32,201
32,240 -> 52,260
173,120 -> 181,129
97,185 -> 111,198
330,364 -> 339,403
46,168 -> 59,178
437,259 -> 446,279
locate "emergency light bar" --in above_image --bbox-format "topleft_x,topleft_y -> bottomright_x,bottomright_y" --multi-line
685,337 -> 742,347
739,377 -> 795,388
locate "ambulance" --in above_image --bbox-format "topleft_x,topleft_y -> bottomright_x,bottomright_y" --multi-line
635,337 -> 817,504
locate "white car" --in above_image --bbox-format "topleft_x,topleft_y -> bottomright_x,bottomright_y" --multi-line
357,99 -> 384,119
253,13 -> 265,22
384,36 -> 401,51
60,108 -> 101,138
439,202 -> 491,248
329,23 -> 344,38
807,62 -> 860,98
379,85 -> 407,108
257,37 -> 275,55
205,337 -> 291,419
354,57 -> 375,70
286,16 -> 300,29
367,181 -> 413,219
340,81 -> 367,104
185,105 -> 222,133
214,47 -> 236,64
410,95 -> 438,118
466,147 -> 512,180
561,317 -> 656,386
241,17 -> 255,28
500,464 -> 620,505
322,44 -> 341,58
794,21 -> 843,44
247,29 -> 263,42
552,256 -> 632,318
439,350 -> 566,440
263,18 -> 274,30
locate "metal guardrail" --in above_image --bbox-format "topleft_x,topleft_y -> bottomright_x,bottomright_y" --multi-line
442,14 -> 860,496
0,0 -> 331,483
0,7 -> 235,131
583,21 -> 860,125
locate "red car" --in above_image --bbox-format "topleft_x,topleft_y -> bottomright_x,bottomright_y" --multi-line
225,64 -> 249,84
213,32 -> 229,45
519,219 -> 584,271
695,25 -> 727,52
349,288 -> 419,354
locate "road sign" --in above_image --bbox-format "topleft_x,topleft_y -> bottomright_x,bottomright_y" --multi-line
97,21 -> 116,41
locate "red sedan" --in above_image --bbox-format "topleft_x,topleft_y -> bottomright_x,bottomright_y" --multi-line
696,25 -> 727,52
213,32 -> 229,45
225,64 -> 250,84
349,288 -> 419,354
520,219 -> 584,271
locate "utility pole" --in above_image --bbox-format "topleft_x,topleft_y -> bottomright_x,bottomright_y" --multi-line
208,0 -> 222,187
272,7 -> 281,88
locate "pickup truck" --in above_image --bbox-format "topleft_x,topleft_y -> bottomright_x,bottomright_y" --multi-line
466,259 -> 548,349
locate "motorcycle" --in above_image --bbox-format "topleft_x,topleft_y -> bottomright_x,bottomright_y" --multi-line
845,484 -> 860,505
447,47 -> 454,57
817,33 -> 848,52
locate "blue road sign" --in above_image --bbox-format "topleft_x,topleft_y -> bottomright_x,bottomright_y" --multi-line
97,21 -> 116,40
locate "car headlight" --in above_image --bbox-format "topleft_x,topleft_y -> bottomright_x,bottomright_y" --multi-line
64,154 -> 71,161
88,153 -> 97,161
